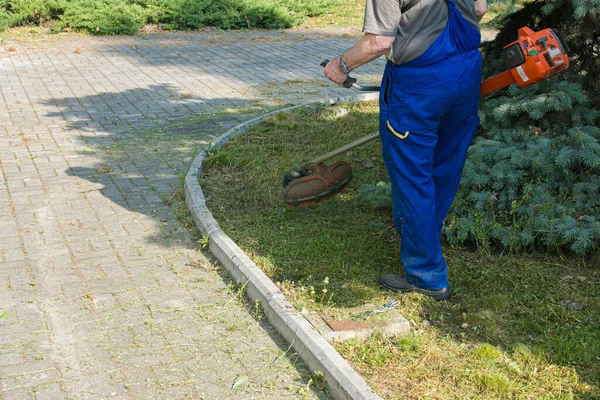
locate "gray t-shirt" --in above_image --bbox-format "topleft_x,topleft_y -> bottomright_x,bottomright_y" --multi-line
363,0 -> 479,65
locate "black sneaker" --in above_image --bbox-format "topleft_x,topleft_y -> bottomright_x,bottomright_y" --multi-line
379,274 -> 452,301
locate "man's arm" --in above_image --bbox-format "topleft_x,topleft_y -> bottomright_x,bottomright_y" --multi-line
324,33 -> 395,86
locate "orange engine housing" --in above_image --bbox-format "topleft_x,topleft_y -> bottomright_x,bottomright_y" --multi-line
480,27 -> 570,96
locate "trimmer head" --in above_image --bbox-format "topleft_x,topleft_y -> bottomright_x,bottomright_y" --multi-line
283,162 -> 353,207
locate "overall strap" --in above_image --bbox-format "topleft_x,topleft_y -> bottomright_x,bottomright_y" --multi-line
401,0 -> 422,13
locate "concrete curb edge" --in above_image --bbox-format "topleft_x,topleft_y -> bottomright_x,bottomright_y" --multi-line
184,92 -> 382,400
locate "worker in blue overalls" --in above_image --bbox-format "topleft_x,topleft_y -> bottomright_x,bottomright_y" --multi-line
324,0 -> 487,300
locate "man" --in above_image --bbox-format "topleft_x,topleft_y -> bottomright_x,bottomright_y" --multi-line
324,0 -> 487,300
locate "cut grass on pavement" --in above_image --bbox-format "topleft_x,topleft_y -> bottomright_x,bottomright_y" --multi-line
200,100 -> 600,399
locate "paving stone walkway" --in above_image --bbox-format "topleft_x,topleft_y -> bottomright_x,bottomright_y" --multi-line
0,27 -> 386,399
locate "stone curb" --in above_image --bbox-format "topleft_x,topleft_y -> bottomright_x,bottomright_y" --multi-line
184,91 -> 382,400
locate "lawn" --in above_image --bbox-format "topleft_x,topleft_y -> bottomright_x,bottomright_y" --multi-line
200,101 -> 600,399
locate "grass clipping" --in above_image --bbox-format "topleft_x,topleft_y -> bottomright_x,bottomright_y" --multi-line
200,100 -> 600,399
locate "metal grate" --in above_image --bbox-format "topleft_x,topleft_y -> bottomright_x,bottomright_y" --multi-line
544,52 -> 555,67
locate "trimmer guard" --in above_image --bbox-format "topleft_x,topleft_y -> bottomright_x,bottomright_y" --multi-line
284,161 -> 352,206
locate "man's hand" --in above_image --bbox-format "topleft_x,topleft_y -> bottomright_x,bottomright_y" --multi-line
324,34 -> 393,87
323,56 -> 349,87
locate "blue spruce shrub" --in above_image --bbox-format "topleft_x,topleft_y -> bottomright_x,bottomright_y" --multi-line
360,80 -> 600,255
445,81 -> 600,254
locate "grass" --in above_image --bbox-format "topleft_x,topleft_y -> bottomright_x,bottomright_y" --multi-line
296,0 -> 366,29
296,0 -> 508,30
200,100 -> 600,399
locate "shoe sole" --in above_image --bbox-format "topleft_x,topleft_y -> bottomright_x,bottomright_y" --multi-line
379,280 -> 452,301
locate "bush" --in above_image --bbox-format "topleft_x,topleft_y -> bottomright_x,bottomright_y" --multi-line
157,0 -> 298,30
53,0 -> 147,35
445,81 -> 600,254
0,0 -> 339,34
1,0 -> 63,28
361,81 -> 600,255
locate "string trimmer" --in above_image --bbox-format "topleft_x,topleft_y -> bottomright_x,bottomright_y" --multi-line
283,27 -> 570,207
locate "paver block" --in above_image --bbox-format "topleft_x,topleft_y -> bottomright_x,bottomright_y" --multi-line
303,306 -> 410,343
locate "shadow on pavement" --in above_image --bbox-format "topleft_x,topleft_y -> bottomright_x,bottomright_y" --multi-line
42,84 -> 276,249
40,82 -> 333,399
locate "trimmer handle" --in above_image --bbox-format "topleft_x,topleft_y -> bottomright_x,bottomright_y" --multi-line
343,77 -> 358,89
320,60 -> 380,91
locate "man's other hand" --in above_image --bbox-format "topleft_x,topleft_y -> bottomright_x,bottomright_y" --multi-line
475,0 -> 487,21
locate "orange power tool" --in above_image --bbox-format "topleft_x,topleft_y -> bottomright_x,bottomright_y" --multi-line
480,27 -> 570,96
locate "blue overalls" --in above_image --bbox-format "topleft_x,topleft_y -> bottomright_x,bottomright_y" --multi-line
379,0 -> 482,290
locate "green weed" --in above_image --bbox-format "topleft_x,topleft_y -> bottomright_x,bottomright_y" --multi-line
197,235 -> 210,250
